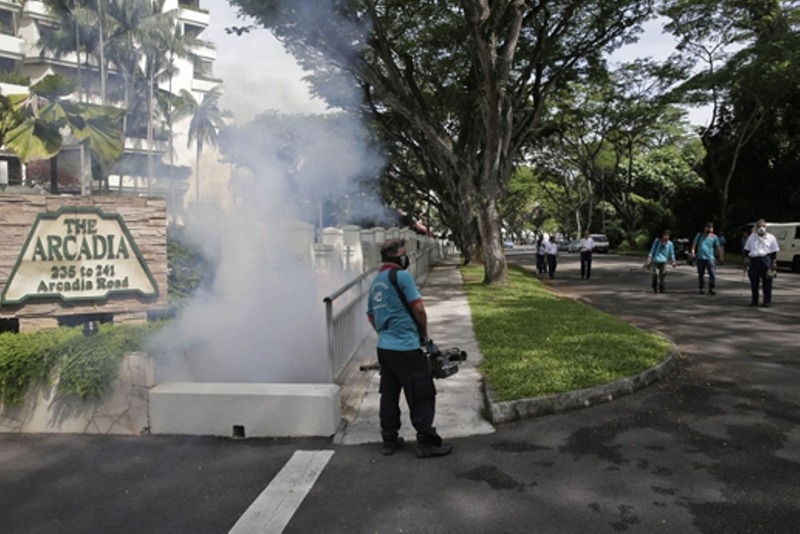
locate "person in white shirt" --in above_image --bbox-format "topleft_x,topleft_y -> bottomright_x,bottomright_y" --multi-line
536,235 -> 546,274
544,235 -> 560,279
579,230 -> 595,280
742,219 -> 780,307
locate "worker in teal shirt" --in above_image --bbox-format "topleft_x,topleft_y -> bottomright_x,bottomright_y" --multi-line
691,222 -> 724,295
647,230 -> 677,293
367,238 -> 452,459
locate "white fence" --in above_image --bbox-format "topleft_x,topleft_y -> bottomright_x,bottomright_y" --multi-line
322,227 -> 455,382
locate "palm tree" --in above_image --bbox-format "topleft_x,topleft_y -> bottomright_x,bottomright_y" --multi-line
103,0 -> 173,192
3,75 -> 124,193
175,86 -> 223,202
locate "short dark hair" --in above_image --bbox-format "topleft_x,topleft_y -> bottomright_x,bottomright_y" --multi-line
705,222 -> 714,228
380,238 -> 406,259
663,229 -> 672,236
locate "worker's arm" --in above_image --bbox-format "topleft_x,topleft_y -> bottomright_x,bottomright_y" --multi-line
410,301 -> 428,340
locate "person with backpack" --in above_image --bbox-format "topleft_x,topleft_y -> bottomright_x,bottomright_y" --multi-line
366,238 -> 452,458
691,222 -> 724,295
646,230 -> 677,293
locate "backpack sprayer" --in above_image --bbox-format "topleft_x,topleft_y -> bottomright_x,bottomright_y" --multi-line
424,339 -> 468,379
359,339 -> 468,379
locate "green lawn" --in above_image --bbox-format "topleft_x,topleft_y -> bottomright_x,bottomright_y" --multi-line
461,264 -> 672,402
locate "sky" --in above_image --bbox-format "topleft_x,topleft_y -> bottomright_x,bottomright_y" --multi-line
203,2 -> 710,127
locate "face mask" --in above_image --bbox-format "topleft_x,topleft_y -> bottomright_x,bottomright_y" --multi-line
757,227 -> 766,236
386,254 -> 410,269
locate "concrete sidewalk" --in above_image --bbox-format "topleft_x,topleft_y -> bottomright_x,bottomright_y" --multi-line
335,256 -> 495,445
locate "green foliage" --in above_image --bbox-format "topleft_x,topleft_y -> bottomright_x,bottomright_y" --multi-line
0,323 -> 160,405
0,72 -> 31,86
461,264 -> 671,401
167,226 -> 215,305
4,75 -> 123,169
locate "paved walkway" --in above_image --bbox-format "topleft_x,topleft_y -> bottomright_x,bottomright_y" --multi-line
336,256 -> 495,445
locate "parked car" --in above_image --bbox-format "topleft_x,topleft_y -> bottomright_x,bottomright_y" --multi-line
503,240 -> 514,249
568,240 -> 582,253
590,234 -> 610,253
556,240 -> 570,252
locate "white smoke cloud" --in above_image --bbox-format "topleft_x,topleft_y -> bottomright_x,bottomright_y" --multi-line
203,0 -> 331,121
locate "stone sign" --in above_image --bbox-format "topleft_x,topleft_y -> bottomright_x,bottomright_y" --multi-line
1,206 -> 158,304
0,195 -> 168,332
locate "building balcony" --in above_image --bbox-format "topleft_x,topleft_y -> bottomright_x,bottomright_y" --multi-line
0,81 -> 28,94
23,1 -> 52,18
24,45 -> 79,67
124,136 -> 168,156
191,76 -> 221,93
191,43 -> 216,61
178,6 -> 209,28
0,33 -> 25,59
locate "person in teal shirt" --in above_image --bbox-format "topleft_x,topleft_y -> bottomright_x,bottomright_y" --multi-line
367,238 -> 452,459
647,230 -> 677,293
691,222 -> 724,295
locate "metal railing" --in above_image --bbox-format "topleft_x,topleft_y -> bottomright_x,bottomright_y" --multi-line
323,239 -> 455,382
323,267 -> 378,382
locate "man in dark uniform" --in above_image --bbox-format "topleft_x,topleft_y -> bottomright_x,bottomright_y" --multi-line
367,238 -> 452,458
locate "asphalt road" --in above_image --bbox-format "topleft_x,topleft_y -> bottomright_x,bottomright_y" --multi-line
2,251 -> 799,533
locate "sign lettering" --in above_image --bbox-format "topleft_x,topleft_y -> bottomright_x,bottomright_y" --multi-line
1,207 -> 159,304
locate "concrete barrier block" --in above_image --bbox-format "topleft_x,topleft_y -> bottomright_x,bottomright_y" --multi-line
149,382 -> 341,438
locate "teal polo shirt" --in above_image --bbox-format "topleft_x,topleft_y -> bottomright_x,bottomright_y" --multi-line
648,238 -> 675,263
367,265 -> 423,351
693,232 -> 720,260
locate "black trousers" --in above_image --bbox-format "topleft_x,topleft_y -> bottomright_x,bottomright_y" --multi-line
748,256 -> 774,304
377,347 -> 436,438
547,255 -> 557,278
580,251 -> 592,279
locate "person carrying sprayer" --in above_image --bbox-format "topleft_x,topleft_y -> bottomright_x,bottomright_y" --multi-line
742,219 -> 780,307
691,222 -> 724,295
366,238 -> 453,458
646,230 -> 677,293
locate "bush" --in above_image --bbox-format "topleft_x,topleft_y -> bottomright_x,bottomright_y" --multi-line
0,72 -> 31,86
167,226 -> 215,307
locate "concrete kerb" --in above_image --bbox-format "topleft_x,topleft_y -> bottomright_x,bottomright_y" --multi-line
482,342 -> 680,425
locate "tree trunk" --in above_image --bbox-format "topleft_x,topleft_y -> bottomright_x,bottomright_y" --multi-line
50,157 -> 58,194
98,0 -> 106,105
147,70 -> 154,196
477,197 -> 507,284
195,141 -> 202,202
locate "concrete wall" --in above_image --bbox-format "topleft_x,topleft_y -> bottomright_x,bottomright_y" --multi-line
0,353 -> 153,435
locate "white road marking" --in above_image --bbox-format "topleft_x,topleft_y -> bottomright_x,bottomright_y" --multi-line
229,450 -> 334,534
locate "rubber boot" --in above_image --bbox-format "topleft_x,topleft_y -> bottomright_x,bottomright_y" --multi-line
416,429 -> 453,459
381,432 -> 405,456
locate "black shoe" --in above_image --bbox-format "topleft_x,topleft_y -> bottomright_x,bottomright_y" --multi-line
709,289 -> 716,295
652,286 -> 657,293
381,434 -> 405,456
748,301 -> 758,306
698,289 -> 705,294
658,286 -> 665,293
762,302 -> 770,308
416,431 -> 453,459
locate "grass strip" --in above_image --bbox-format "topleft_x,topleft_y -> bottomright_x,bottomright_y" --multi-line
461,264 -> 671,402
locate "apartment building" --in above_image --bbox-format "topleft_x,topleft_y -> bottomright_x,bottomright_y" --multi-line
0,0 -> 231,219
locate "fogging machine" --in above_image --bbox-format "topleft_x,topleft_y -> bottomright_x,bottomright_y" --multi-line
359,340 -> 468,379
